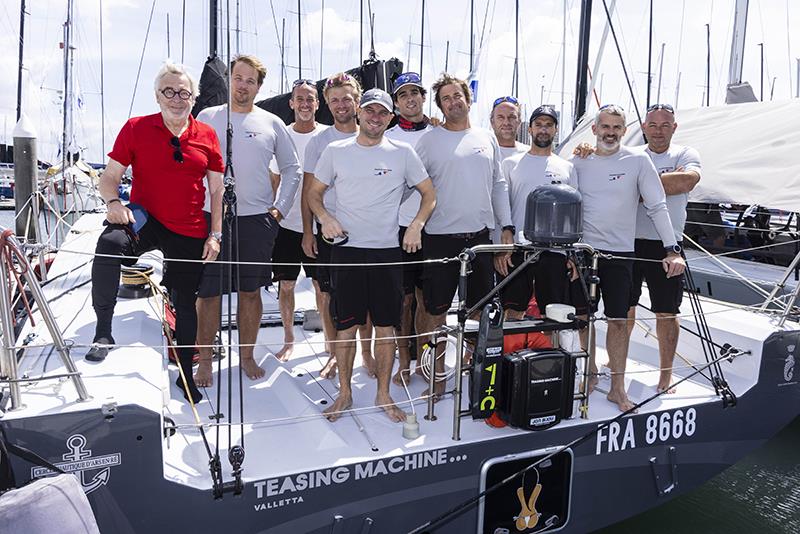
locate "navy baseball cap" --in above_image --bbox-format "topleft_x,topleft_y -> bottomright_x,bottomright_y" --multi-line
392,72 -> 424,95
530,105 -> 559,124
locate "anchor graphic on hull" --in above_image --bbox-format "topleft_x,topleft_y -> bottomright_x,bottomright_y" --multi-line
31,434 -> 122,494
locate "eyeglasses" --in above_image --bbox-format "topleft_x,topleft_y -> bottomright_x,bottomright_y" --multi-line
293,78 -> 315,87
170,136 -> 183,164
325,73 -> 354,88
647,103 -> 674,114
160,87 -> 193,100
492,95 -> 519,108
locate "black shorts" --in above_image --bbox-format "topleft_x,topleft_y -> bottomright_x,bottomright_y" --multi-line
499,251 -> 588,315
421,229 -> 494,316
630,239 -> 684,314
399,226 -> 424,295
197,213 -> 279,297
312,232 -> 333,293
594,252 -> 634,319
271,227 -> 317,282
329,247 -> 403,330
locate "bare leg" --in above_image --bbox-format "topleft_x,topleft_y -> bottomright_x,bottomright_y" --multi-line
324,326 -> 357,421
419,311 -> 447,398
626,306 -> 636,337
194,295 -> 220,387
316,286 -> 338,379
358,316 -> 376,377
237,290 -> 266,380
276,280 -> 296,361
393,293 -> 415,386
605,319 -> 636,411
655,312 -> 679,393
374,325 -> 406,422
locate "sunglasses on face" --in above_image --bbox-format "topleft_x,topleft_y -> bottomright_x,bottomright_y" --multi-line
170,136 -> 183,163
160,87 -> 192,100
293,78 -> 315,87
646,103 -> 674,114
492,95 -> 519,108
395,72 -> 422,85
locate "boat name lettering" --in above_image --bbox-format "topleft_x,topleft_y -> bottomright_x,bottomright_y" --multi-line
595,408 -> 697,455
254,449 -> 452,499
253,496 -> 304,511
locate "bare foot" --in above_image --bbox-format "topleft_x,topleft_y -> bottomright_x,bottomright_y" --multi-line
323,394 -> 352,422
241,357 -> 266,380
376,394 -> 407,422
194,359 -> 213,387
320,354 -> 337,379
275,343 -> 294,362
657,372 -> 676,394
392,366 -> 411,386
362,352 -> 377,378
607,390 -> 637,412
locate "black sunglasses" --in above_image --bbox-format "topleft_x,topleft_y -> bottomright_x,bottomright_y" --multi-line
647,103 -> 674,114
170,136 -> 183,164
293,78 -> 315,87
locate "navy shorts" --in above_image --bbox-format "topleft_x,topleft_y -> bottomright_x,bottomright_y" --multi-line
630,239 -> 684,314
421,229 -> 494,316
399,226 -> 424,295
271,227 -> 317,282
329,247 -> 403,330
198,212 -> 279,297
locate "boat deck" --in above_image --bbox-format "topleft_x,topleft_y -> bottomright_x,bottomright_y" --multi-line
4,213 -> 775,490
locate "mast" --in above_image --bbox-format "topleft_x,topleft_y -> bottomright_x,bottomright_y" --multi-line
209,0 -> 218,58
573,0 -> 592,127
280,18 -> 286,93
705,23 -> 710,106
469,0 -> 474,72
61,0 -> 75,167
420,0 -> 425,75
99,0 -> 105,156
758,42 -> 764,101
320,0 -> 324,77
16,0 -> 26,122
360,0 -> 363,62
513,0 -> 519,97
560,0 -> 566,135
656,42 -> 665,103
297,0 -> 302,78
646,0 -> 653,108
727,0 -> 749,86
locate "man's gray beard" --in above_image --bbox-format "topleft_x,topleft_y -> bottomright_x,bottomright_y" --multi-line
597,138 -> 620,151
533,136 -> 553,148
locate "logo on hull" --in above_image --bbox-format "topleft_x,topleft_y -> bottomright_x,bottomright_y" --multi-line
31,434 -> 122,494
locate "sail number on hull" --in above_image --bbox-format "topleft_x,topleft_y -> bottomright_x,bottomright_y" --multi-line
595,408 -> 697,455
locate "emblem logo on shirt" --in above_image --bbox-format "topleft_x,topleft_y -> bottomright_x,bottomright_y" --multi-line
545,171 -> 564,184
374,168 -> 392,176
473,146 -> 489,154
244,131 -> 260,138
658,166 -> 674,175
608,173 -> 625,181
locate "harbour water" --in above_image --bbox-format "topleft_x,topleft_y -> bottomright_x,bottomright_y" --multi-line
0,209 -> 796,532
599,416 -> 800,533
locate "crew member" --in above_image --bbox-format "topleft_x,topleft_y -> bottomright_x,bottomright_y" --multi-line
383,72 -> 434,386
194,54 -> 301,386
495,105 -> 580,319
301,72 -> 361,379
269,79 -> 328,362
88,62 -> 223,405
415,73 -> 514,397
307,88 -> 436,422
571,105 -> 685,412
490,95 -> 528,161
629,103 -> 701,393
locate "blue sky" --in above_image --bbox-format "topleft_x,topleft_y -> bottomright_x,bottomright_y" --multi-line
1,0 -> 798,163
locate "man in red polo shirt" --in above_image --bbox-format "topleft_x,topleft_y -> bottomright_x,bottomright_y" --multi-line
87,62 -> 224,404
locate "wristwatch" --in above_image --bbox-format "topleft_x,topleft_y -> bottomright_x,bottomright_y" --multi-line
209,231 -> 223,243
664,244 -> 682,254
